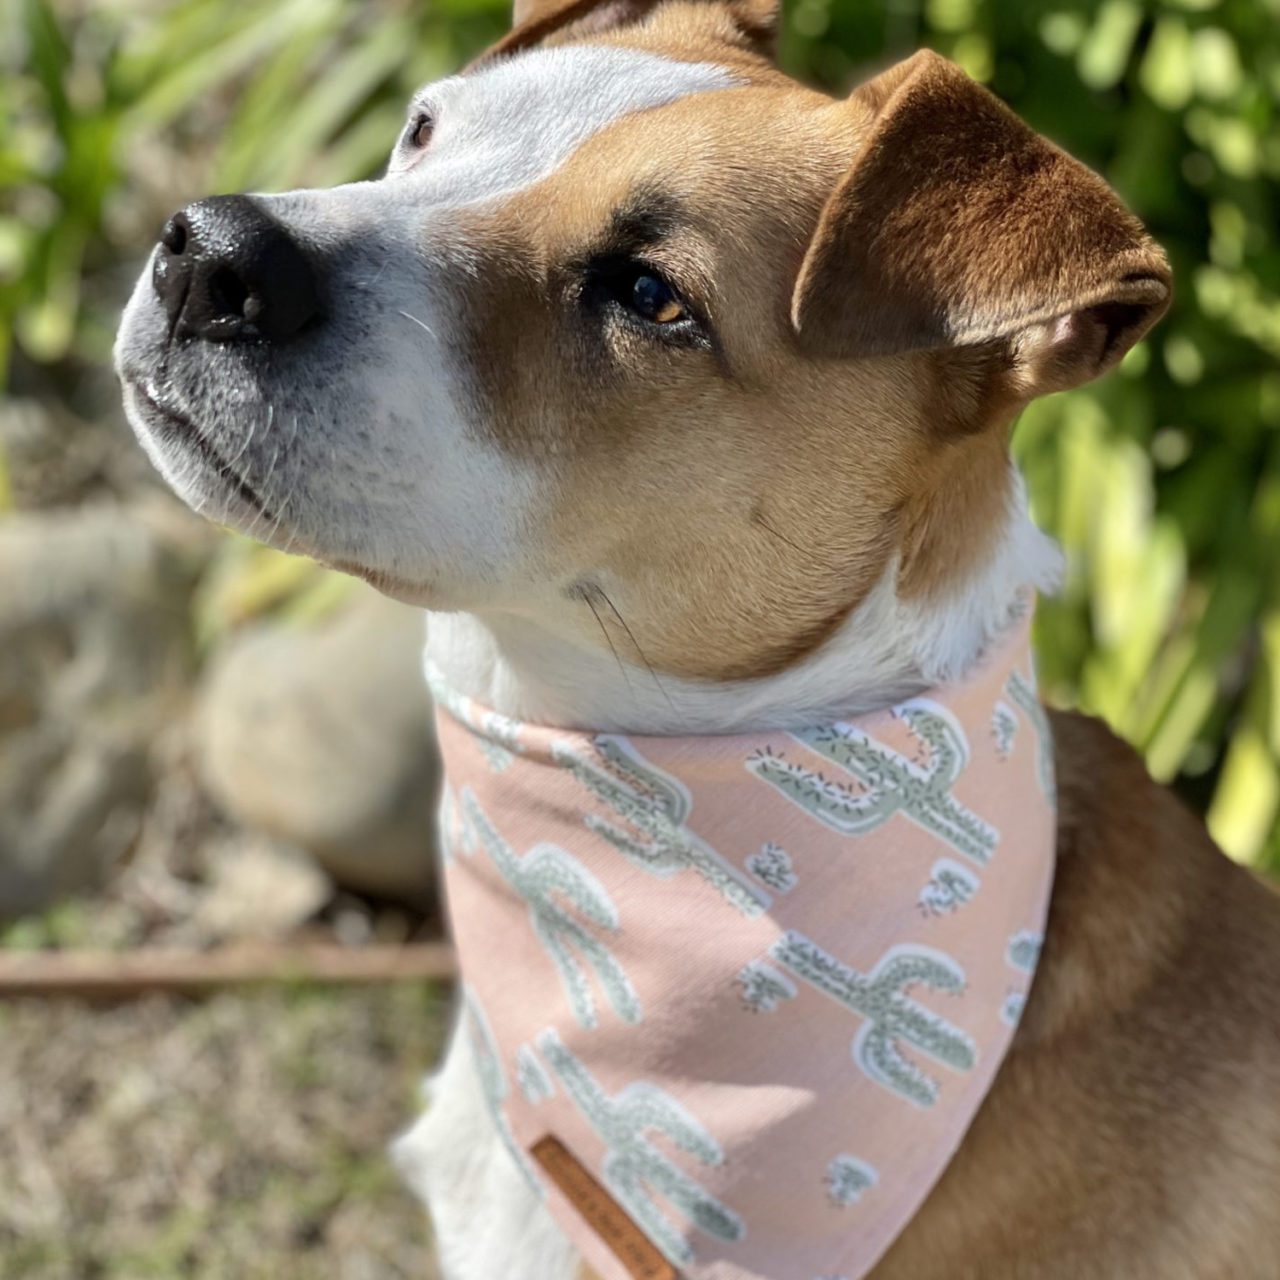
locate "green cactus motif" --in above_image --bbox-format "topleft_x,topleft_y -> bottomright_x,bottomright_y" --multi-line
516,1043 -> 555,1104
462,988 -> 542,1196
918,858 -> 979,917
1004,671 -> 1056,803
1001,992 -> 1025,1027
745,842 -> 797,894
747,700 -> 997,867
438,783 -> 459,865
552,736 -> 769,917
991,700 -> 1018,758
825,1154 -> 878,1207
426,660 -> 522,771
736,959 -> 797,1013
1006,930 -> 1042,973
460,789 -> 640,1029
438,782 -> 480,864
537,1028 -> 745,1265
771,930 -> 977,1108
1001,929 -> 1043,1026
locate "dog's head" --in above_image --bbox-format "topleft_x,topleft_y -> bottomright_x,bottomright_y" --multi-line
116,0 -> 1169,690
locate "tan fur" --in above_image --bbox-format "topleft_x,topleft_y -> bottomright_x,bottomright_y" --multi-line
436,6 -> 1176,682
464,2 -> 1280,1275
442,28 -> 1011,680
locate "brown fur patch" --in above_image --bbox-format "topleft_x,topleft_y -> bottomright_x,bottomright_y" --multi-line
437,16 -> 1167,683
792,50 -> 1171,381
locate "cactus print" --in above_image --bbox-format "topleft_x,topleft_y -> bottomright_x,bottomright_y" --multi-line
1006,930 -> 1042,973
462,989 -> 542,1196
991,700 -> 1017,759
825,1154 -> 878,1207
553,736 -> 769,917
426,659 -> 523,771
1000,931 -> 1043,1026
737,960 -> 797,1013
918,858 -> 979,917
1005,671 -> 1055,803
538,1028 -> 745,1265
430,614 -> 1056,1280
747,701 -> 998,867
746,842 -> 797,893
772,931 -> 976,1108
461,789 -> 640,1029
1001,992 -> 1026,1027
516,1043 -> 555,1104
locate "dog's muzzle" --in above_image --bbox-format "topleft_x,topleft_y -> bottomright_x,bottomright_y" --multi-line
151,194 -> 321,344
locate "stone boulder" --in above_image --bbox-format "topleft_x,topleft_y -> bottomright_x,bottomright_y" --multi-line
0,499 -> 202,916
194,585 -> 439,905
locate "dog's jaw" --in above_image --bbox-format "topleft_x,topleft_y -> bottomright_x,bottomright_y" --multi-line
425,465 -> 1062,733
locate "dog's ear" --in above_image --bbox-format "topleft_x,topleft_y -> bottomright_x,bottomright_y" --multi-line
475,0 -> 778,65
792,50 -> 1171,399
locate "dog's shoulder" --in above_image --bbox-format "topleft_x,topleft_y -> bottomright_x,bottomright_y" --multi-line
874,712 -> 1280,1279
1043,706 -> 1280,1046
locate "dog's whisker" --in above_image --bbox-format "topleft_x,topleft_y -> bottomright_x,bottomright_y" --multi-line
265,481 -> 295,549
575,587 -> 635,699
226,411 -> 259,469
399,309 -> 438,340
753,510 -> 810,559
242,443 -> 281,544
597,586 -> 675,713
357,258 -> 390,291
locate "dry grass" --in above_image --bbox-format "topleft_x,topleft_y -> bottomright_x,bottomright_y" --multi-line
0,983 -> 450,1279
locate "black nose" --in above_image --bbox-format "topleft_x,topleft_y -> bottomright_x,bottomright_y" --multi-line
152,195 -> 320,343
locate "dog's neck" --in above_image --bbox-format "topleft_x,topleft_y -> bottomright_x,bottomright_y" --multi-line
426,469 -> 1061,734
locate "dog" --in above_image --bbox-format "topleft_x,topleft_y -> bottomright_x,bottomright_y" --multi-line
115,0 -> 1280,1276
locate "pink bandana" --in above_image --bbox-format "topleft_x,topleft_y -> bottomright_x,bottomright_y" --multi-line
429,613 -> 1055,1280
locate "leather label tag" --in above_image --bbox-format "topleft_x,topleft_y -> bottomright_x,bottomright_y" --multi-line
530,1135 -> 678,1280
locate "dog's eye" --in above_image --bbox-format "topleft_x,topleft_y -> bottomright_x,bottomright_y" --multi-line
630,273 -> 685,324
584,257 -> 703,344
408,111 -> 434,150
628,272 -> 686,325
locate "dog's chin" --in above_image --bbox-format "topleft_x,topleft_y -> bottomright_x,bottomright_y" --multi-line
121,376 -> 443,604
121,376 -> 277,529
320,558 -> 439,606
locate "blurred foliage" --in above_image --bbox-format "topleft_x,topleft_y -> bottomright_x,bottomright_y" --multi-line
3,0 -> 1279,870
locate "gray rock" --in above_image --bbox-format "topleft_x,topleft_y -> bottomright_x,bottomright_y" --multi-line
193,834 -> 333,941
195,585 -> 439,904
0,501 -> 199,917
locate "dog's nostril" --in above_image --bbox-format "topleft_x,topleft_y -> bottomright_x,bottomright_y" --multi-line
161,216 -> 188,255
209,266 -> 250,318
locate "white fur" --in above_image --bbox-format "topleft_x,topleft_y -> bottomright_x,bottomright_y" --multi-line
393,1019 -> 580,1280
388,47 -> 739,199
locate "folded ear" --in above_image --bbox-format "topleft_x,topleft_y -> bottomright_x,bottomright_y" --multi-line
479,0 -> 778,64
792,50 -> 1171,399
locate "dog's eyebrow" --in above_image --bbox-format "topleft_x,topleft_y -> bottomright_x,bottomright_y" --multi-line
407,76 -> 460,117
599,189 -> 690,253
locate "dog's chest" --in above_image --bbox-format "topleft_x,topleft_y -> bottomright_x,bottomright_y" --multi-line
428,622 -> 1055,1280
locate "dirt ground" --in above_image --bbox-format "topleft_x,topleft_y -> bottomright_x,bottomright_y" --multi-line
0,983 -> 450,1279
